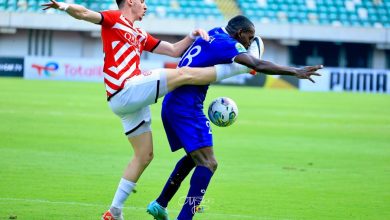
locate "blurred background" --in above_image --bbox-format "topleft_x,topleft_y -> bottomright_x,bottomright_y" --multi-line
0,0 -> 389,91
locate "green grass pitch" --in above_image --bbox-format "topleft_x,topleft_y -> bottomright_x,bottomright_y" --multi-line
0,77 -> 389,220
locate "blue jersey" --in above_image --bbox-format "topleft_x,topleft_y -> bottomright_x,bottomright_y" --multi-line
162,27 -> 247,152
162,27 -> 247,116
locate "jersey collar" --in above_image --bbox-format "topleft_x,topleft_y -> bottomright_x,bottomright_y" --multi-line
119,14 -> 134,27
221,27 -> 228,34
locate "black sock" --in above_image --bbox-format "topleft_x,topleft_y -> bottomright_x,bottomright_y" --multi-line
156,155 -> 195,208
177,166 -> 213,220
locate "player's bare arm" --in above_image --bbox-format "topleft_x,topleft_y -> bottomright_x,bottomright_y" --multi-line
42,0 -> 102,24
153,29 -> 210,57
234,53 -> 323,83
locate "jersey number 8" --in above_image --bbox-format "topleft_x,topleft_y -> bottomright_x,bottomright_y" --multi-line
180,45 -> 202,67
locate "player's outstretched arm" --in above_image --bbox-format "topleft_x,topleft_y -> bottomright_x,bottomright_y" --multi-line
42,0 -> 101,24
234,53 -> 323,83
153,29 -> 210,58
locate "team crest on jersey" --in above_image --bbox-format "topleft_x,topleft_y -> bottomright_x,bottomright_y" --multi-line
235,43 -> 246,53
142,70 -> 152,76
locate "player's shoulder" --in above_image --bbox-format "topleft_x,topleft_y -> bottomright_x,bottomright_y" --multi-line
100,9 -> 121,17
212,31 -> 246,53
208,27 -> 230,39
208,27 -> 236,42
213,32 -> 240,47
208,27 -> 224,35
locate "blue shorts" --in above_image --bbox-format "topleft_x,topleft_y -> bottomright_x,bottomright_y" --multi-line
162,109 -> 213,153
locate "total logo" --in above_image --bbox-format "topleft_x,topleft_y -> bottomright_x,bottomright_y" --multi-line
31,62 -> 59,76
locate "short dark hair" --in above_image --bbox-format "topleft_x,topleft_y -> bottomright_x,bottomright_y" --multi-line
226,15 -> 254,35
116,0 -> 124,8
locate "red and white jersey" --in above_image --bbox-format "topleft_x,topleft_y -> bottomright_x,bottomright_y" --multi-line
100,10 -> 161,99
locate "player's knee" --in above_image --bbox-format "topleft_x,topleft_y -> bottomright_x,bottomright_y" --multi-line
199,160 -> 218,173
209,160 -> 218,172
144,152 -> 154,165
136,151 -> 154,167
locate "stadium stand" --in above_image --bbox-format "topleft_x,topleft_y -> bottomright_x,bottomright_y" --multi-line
146,0 -> 223,20
0,0 -> 224,20
214,0 -> 241,19
0,0 -> 388,27
237,0 -> 390,27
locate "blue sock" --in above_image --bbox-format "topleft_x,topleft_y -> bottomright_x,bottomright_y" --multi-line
177,166 -> 213,220
156,155 -> 195,208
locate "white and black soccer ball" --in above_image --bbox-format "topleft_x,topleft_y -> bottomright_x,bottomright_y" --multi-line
248,36 -> 265,60
208,97 -> 238,127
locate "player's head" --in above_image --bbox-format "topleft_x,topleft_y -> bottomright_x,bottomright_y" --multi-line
116,0 -> 147,21
226,15 -> 255,49
116,0 -> 124,8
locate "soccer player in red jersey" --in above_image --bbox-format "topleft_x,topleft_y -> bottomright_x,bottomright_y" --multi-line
42,1 -> 321,219
40,0 -> 282,219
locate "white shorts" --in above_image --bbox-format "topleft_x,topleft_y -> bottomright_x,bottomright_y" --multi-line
108,69 -> 168,137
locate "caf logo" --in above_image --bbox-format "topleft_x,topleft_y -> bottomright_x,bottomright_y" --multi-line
142,70 -> 152,76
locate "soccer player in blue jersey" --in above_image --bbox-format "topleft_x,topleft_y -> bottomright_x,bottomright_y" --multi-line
147,15 -> 322,220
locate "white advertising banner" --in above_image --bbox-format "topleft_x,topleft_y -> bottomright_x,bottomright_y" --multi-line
24,57 -> 164,82
24,56 -> 104,82
300,68 -> 390,94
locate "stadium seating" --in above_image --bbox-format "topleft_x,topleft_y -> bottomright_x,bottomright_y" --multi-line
145,0 -> 223,20
0,0 -> 223,20
0,0 -> 388,27
237,0 -> 390,27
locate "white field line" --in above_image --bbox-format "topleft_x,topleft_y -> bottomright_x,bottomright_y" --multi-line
0,197 -> 293,220
1,108 -> 388,131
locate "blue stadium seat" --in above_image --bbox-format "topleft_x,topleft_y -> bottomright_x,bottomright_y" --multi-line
146,0 -> 223,20
0,0 -> 387,27
237,0 -> 390,27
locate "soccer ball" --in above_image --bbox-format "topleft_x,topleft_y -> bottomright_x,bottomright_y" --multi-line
207,97 -> 238,127
248,36 -> 265,60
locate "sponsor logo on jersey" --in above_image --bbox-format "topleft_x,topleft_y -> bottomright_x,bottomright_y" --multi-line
235,43 -> 246,53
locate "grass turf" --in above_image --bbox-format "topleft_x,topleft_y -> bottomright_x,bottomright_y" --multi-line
0,78 -> 389,220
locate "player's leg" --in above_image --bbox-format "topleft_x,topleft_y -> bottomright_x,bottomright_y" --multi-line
147,154 -> 195,220
155,155 -> 195,207
147,109 -> 211,220
147,108 -> 197,220
124,130 -> 154,182
111,64 -> 248,113
176,147 -> 217,220
106,130 -> 154,217
103,129 -> 154,219
158,107 -> 199,209
103,106 -> 155,219
163,64 -> 248,93
158,113 -> 215,220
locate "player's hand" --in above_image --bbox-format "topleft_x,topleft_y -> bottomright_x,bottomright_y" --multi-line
295,65 -> 323,83
190,29 -> 210,41
41,0 -> 68,11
